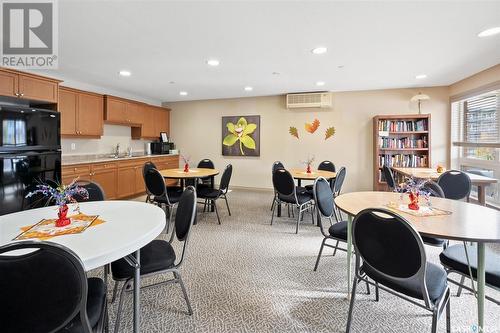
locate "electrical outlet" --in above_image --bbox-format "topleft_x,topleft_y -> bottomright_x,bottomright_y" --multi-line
71,143 -> 76,151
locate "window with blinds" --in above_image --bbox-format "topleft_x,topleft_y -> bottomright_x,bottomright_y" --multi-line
451,89 -> 500,160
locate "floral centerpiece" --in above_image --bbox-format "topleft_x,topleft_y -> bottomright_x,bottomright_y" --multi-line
181,154 -> 191,172
25,179 -> 89,227
301,155 -> 315,174
399,177 -> 431,211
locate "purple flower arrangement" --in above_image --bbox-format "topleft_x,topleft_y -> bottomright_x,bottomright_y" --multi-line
25,179 -> 89,207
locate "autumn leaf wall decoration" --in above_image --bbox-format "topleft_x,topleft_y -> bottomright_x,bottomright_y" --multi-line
289,118 -> 335,141
222,115 -> 260,156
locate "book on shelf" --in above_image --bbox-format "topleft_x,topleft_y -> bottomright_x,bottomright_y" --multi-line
378,154 -> 428,168
378,119 -> 428,132
379,136 -> 428,149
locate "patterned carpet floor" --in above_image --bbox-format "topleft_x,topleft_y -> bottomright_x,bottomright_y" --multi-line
93,188 -> 500,332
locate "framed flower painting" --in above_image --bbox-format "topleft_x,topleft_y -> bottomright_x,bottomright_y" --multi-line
222,115 -> 260,156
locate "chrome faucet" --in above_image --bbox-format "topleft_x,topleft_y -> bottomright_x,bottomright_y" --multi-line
115,143 -> 120,157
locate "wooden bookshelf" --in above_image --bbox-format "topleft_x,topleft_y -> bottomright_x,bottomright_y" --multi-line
373,114 -> 431,191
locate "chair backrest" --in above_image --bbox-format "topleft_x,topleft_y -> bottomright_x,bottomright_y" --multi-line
422,180 -> 445,198
272,161 -> 284,174
318,160 -> 336,172
219,164 -> 233,192
272,168 -> 295,197
75,180 -> 106,202
170,187 -> 197,266
197,159 -> 215,169
332,166 -> 346,196
0,241 -> 92,333
352,208 -> 431,305
143,161 -> 157,179
144,168 -> 167,197
382,165 -> 396,190
437,170 -> 471,200
313,177 -> 334,218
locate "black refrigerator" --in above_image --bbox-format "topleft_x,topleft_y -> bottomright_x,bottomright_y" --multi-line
0,105 -> 61,216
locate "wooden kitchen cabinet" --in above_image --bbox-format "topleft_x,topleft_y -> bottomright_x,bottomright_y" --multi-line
104,95 -> 142,126
0,69 -> 19,97
61,164 -> 92,185
117,165 -> 137,198
131,105 -> 157,139
59,87 -> 103,137
135,165 -> 146,193
91,164 -> 117,200
0,68 -> 60,103
154,107 -> 170,135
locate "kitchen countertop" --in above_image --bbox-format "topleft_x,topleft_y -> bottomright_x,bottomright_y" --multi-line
62,153 -> 179,166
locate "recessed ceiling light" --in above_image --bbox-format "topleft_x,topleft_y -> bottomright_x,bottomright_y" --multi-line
311,47 -> 327,55
244,86 -> 253,91
316,81 -> 326,86
179,91 -> 188,96
272,72 -> 280,76
206,59 -> 220,66
415,74 -> 427,79
119,70 -> 131,77
478,27 -> 500,37
337,65 -> 344,69
169,81 -> 175,84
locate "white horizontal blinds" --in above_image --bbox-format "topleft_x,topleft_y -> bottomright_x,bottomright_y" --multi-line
452,89 -> 500,146
464,93 -> 499,143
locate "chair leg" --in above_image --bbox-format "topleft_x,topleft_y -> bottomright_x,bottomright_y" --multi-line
111,280 -> 119,303
446,297 -> 451,333
213,200 -> 221,224
333,240 -> 340,256
431,309 -> 438,333
167,205 -> 174,234
270,196 -> 275,211
224,196 -> 231,216
174,270 -> 193,315
345,275 -> 358,333
365,281 -> 370,295
314,238 -> 327,271
287,204 -> 290,218
271,200 -> 277,225
113,280 -> 130,333
375,282 -> 379,302
296,207 -> 303,234
310,205 -> 315,224
456,275 -> 466,296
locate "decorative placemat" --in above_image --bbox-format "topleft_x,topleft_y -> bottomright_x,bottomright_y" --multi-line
15,213 -> 104,241
386,203 -> 452,217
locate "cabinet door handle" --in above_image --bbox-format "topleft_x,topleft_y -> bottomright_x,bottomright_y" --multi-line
20,93 -> 24,97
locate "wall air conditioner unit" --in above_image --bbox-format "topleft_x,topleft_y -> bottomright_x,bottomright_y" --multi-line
286,92 -> 332,109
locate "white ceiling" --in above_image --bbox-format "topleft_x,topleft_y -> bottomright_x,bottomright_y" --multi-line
47,0 -> 500,102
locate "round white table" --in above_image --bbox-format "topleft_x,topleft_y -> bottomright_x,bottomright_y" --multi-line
335,191 -> 500,333
0,200 -> 166,333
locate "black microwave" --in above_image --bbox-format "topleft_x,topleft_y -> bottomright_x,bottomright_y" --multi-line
150,142 -> 174,155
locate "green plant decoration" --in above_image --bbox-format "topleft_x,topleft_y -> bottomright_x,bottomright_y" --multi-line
325,126 -> 335,140
289,126 -> 299,139
223,117 -> 257,155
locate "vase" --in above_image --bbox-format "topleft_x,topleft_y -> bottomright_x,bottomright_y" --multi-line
184,163 -> 189,172
306,164 -> 312,174
56,204 -> 71,227
408,192 -> 420,211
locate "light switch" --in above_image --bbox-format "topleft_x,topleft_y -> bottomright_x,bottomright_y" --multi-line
71,143 -> 76,150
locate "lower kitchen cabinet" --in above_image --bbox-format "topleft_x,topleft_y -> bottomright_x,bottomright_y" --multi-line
62,155 -> 179,199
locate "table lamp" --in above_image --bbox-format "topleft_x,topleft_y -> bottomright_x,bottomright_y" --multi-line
411,93 -> 430,114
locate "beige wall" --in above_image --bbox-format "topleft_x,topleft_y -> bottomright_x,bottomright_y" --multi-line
450,64 -> 500,98
166,86 -> 450,192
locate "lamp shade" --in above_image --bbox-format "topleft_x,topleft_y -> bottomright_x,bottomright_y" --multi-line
411,93 -> 430,102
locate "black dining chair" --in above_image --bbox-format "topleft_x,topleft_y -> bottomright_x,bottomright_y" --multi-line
346,208 -> 451,333
197,164 -> 233,224
111,187 -> 197,333
313,176 -> 351,271
420,180 -> 448,249
271,168 -> 314,234
440,243 -> 500,305
305,160 -> 336,191
144,167 -> 182,233
270,161 -> 285,211
382,165 -> 398,191
0,241 -> 108,333
143,161 -> 157,203
196,158 -> 216,189
75,180 -> 106,202
437,170 -> 471,200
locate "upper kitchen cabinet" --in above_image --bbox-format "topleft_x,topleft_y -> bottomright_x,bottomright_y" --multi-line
131,105 -> 170,140
0,67 -> 60,103
104,95 -> 142,126
59,87 -> 103,137
154,106 -> 170,135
